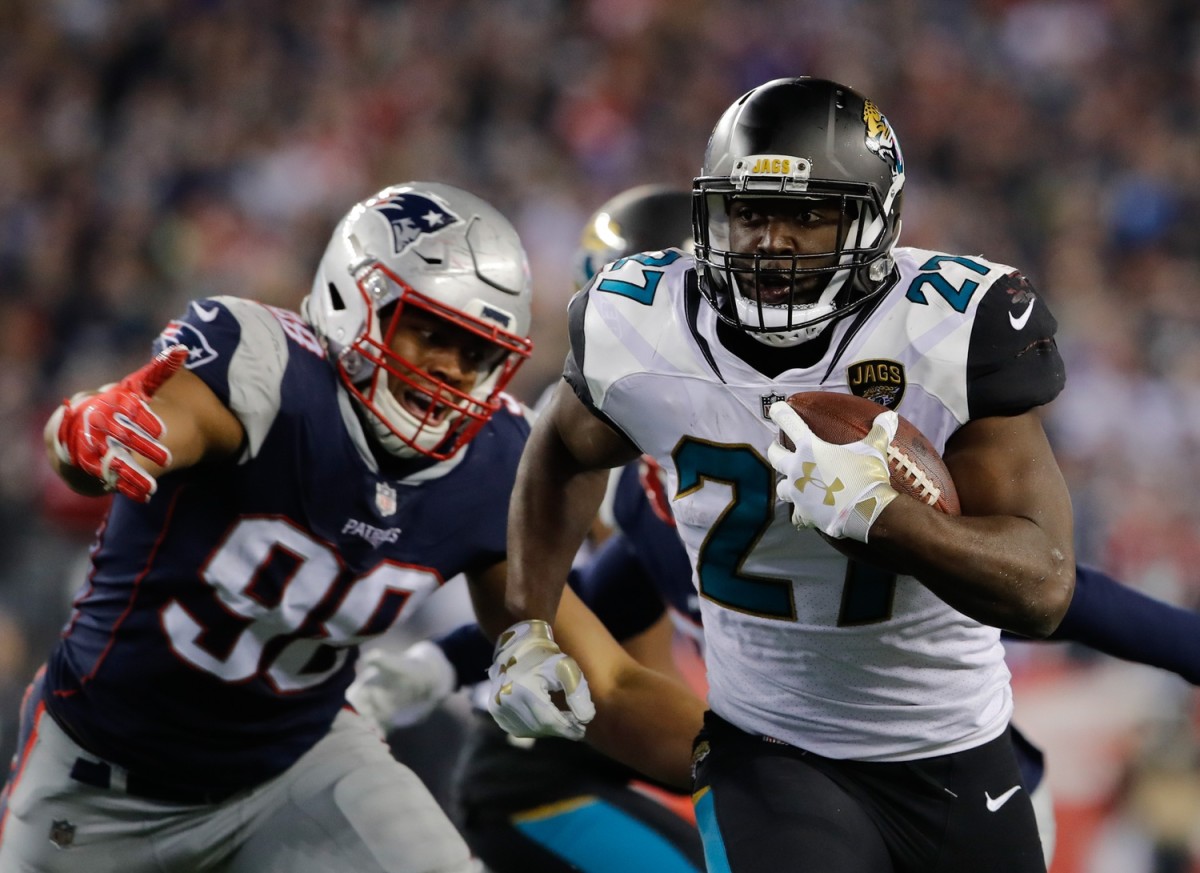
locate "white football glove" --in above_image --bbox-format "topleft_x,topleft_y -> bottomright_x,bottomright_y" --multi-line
347,641 -> 457,732
487,619 -> 595,741
767,401 -> 900,542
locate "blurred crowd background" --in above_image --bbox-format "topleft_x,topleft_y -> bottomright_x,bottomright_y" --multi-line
1,0 -> 1198,870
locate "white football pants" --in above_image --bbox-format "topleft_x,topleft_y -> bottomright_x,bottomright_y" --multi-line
0,706 -> 480,873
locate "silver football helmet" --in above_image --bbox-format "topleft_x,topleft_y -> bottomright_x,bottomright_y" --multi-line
574,185 -> 694,290
694,78 -> 905,347
303,182 -> 533,460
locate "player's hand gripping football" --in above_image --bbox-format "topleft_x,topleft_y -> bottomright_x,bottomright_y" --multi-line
487,619 -> 595,741
767,400 -> 900,542
48,345 -> 189,503
347,641 -> 457,733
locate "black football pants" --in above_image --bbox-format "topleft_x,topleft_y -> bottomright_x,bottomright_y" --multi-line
691,712 -> 1046,873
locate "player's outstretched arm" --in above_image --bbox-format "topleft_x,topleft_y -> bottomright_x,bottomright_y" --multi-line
496,380 -> 641,627
472,563 -> 705,786
45,345 -> 244,501
551,584 -> 704,790
858,409 -> 1076,638
470,380 -> 641,742
1045,564 -> 1200,685
472,379 -> 641,638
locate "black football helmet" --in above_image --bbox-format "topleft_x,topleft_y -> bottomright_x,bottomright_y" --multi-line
574,184 -> 694,290
693,77 -> 905,346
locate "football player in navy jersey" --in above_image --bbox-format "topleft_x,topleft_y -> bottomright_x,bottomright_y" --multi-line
0,181 -> 703,873
479,78 -> 1079,872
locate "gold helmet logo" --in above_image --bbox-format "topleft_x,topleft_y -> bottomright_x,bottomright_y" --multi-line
862,100 -> 903,175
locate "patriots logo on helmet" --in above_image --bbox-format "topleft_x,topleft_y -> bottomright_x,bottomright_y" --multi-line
373,194 -> 461,255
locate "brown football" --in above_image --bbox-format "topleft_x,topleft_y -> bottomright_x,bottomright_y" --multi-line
778,391 -> 960,515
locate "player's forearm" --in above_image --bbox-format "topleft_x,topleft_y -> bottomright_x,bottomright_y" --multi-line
584,663 -> 704,790
864,500 -> 1075,637
502,424 -> 610,628
1049,564 -> 1200,684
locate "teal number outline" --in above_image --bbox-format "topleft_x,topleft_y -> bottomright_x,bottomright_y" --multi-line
673,437 -> 794,619
904,255 -> 989,313
674,437 -> 898,625
595,250 -> 683,305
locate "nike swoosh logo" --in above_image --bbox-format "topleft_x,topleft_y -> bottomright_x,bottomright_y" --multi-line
985,785 -> 1022,812
1009,299 -> 1035,330
192,302 -> 220,322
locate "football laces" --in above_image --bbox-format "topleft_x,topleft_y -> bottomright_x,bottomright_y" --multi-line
887,445 -> 941,506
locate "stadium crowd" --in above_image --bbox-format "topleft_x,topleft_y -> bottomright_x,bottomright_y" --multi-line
0,1 -> 1197,870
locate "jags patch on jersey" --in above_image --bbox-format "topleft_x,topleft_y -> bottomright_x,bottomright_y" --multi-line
847,359 -> 906,409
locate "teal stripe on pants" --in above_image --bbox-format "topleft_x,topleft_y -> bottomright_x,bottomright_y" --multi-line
693,787 -> 733,873
513,796 -> 700,872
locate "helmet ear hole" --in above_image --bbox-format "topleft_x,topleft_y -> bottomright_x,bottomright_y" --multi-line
327,282 -> 346,311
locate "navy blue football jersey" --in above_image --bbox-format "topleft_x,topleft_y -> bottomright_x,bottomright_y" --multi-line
44,297 -> 529,795
599,460 -> 700,645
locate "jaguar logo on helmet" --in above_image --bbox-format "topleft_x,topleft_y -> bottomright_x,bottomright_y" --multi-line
862,100 -> 904,176
372,193 -> 461,256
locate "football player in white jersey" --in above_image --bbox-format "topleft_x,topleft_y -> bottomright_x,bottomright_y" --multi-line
481,78 -> 1075,872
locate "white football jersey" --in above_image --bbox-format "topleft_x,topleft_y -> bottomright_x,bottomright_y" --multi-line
565,245 -> 1064,761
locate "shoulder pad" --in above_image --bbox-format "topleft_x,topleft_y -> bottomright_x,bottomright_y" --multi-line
967,271 -> 1065,417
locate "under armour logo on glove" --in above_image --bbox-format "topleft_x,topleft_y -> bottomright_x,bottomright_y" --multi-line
767,400 -> 900,542
792,462 -> 845,505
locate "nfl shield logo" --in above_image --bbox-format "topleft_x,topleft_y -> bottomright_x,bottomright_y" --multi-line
760,392 -> 787,419
375,481 -> 398,517
49,819 -> 76,849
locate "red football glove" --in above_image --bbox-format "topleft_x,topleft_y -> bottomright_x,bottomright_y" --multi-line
50,345 -> 189,502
